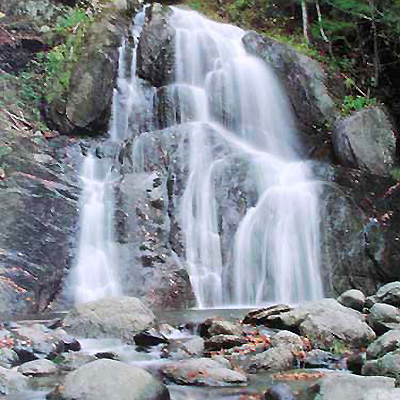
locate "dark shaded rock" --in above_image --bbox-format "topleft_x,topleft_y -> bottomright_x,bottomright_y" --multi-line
338,289 -> 366,311
243,32 -> 338,161
134,329 -> 169,347
303,349 -> 340,369
264,383 -> 295,400
368,303 -> 400,335
243,304 -> 292,326
204,334 -> 247,352
367,330 -> 400,360
63,297 -> 156,343
137,4 -> 175,87
47,359 -> 170,400
162,358 -> 247,387
94,352 -> 119,360
333,107 -> 396,177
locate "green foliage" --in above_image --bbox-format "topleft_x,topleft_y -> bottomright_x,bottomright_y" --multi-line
341,95 -> 377,116
391,168 -> 400,181
55,8 -> 88,32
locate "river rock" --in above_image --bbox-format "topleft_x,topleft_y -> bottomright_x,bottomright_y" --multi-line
47,359 -> 169,400
367,330 -> 400,360
333,107 -> 396,176
375,282 -> 400,307
199,318 -> 243,337
58,353 -> 98,372
362,350 -> 400,383
362,388 -> 400,400
264,383 -> 296,400
18,359 -> 58,376
338,289 -> 366,311
369,303 -> 400,334
63,297 -> 156,343
312,372 -> 395,400
134,329 -> 169,347
244,347 -> 293,373
204,335 -> 248,352
137,4 -> 175,87
0,366 -> 29,395
303,349 -> 341,369
243,304 -> 292,326
270,331 -> 304,352
162,358 -> 247,386
0,348 -> 18,368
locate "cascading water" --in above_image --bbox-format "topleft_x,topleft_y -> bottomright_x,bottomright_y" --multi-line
168,8 -> 323,307
71,9 -> 149,304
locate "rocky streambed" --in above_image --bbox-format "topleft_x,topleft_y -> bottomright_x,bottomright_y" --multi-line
2,283 -> 400,399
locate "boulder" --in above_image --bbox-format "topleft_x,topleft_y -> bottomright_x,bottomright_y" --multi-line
369,303 -> 400,334
137,4 -> 175,87
243,347 -> 294,373
134,329 -> 169,347
362,350 -> 400,384
338,289 -> 366,311
243,304 -> 292,326
367,330 -> 400,360
362,388 -> 400,400
18,359 -> 58,376
375,282 -> 400,307
204,335 -> 247,352
0,348 -> 18,369
270,331 -> 304,352
63,297 -> 156,343
264,383 -> 296,400
312,372 -> 395,400
0,366 -> 29,395
242,32 -> 338,160
199,318 -> 243,338
162,358 -> 247,386
47,359 -> 169,400
263,299 -> 375,350
303,349 -> 341,369
332,107 -> 396,177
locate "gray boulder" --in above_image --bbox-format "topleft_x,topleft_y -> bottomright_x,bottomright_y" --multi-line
204,335 -> 247,352
58,353 -> 98,372
47,359 -> 169,400
332,107 -> 396,177
313,372 -> 395,400
0,366 -> 29,395
63,297 -> 155,343
162,358 -> 247,386
18,359 -> 58,376
362,388 -> 400,400
367,330 -> 400,360
375,282 -> 400,307
362,350 -> 400,384
242,32 -> 338,160
200,318 -> 244,337
369,303 -> 400,334
243,347 -> 293,373
137,4 -> 175,87
0,348 -> 18,369
270,331 -> 304,352
338,289 -> 366,311
264,383 -> 296,400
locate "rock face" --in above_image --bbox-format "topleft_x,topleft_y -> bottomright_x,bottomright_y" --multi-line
137,5 -> 175,87
48,359 -> 170,400
242,32 -> 338,160
63,297 -> 156,342
332,107 -> 396,177
162,358 -> 247,387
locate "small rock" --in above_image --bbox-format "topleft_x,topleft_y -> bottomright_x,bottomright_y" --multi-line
362,350 -> 400,384
162,358 -> 247,387
271,331 -> 304,352
303,349 -> 340,369
134,329 -> 169,347
367,330 -> 400,360
58,353 -> 97,372
18,359 -> 58,376
338,289 -> 366,311
199,318 -> 243,337
94,352 -> 119,360
0,366 -> 29,395
369,303 -> 400,334
264,383 -> 295,400
376,282 -> 400,307
243,305 -> 292,326
244,347 -> 293,373
0,348 -> 18,368
204,335 -> 247,352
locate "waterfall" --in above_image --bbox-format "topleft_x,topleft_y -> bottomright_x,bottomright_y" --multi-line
71,8 -> 149,304
168,8 -> 323,307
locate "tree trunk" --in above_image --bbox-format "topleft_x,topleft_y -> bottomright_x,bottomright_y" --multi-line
301,1 -> 310,45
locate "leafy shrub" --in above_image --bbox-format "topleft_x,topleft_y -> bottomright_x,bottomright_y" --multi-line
341,95 -> 377,116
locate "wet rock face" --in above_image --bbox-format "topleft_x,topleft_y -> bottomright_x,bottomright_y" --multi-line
333,107 -> 396,177
242,32 -> 338,161
137,5 -> 175,88
0,130 -> 82,315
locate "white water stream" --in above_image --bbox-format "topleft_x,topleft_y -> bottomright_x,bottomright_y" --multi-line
170,8 -> 323,307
